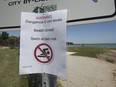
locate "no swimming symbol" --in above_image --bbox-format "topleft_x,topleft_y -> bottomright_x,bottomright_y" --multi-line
34,43 -> 53,63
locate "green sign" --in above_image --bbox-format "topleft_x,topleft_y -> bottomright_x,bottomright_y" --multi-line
33,3 -> 57,13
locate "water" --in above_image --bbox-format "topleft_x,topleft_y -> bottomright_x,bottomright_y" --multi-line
71,43 -> 116,47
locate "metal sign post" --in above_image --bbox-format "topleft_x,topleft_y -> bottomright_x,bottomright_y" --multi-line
42,73 -> 50,87
28,73 -> 57,87
42,73 -> 57,87
28,74 -> 42,87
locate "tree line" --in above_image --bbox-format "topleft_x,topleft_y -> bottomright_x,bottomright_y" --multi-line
66,42 -> 73,45
0,31 -> 20,48
0,31 -> 74,48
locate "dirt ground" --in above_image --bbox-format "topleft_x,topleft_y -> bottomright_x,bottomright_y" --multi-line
58,53 -> 116,87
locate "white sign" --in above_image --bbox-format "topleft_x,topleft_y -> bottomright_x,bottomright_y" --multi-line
19,10 -> 67,77
0,0 -> 116,28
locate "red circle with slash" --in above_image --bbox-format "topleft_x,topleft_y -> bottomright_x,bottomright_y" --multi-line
34,43 -> 53,63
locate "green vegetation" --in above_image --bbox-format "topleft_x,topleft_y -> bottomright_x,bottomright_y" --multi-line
0,47 -> 63,87
1,44 -> 115,86
0,47 -> 28,87
66,42 -> 73,45
67,46 -> 107,58
109,47 -> 116,50
0,31 -> 19,48
67,46 -> 116,63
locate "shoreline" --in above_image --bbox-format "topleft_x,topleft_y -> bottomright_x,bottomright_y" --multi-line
67,43 -> 116,47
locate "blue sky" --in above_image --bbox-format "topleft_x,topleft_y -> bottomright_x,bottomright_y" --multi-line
7,30 -> 20,37
67,20 -> 116,44
0,20 -> 116,44
0,29 -> 20,37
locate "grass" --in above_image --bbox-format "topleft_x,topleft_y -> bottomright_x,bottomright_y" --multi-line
0,47 -> 28,87
67,46 -> 108,58
56,79 -> 63,87
0,47 -> 63,87
67,46 -> 116,63
108,47 -> 116,50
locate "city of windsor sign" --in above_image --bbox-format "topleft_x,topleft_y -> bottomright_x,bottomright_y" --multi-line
0,0 -> 116,28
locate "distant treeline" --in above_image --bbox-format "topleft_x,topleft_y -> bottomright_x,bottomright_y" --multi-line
0,32 -> 74,48
0,31 -> 20,48
66,42 -> 73,45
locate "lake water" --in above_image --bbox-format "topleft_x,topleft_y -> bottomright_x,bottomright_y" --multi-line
71,43 -> 116,47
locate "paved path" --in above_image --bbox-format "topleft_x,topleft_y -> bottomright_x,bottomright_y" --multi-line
59,55 -> 116,87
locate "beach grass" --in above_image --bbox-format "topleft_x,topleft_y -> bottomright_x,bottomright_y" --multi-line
67,46 -> 116,63
67,46 -> 112,58
109,47 -> 116,50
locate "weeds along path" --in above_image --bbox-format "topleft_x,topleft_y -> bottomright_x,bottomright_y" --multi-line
0,47 -> 21,87
98,50 -> 116,64
0,48 -> 12,75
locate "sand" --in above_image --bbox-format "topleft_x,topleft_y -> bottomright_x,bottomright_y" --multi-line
59,53 -> 116,87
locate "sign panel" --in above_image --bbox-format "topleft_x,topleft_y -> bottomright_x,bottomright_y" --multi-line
0,0 -> 116,28
19,10 -> 67,77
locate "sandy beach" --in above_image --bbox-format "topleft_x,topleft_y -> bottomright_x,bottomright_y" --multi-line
58,53 -> 116,87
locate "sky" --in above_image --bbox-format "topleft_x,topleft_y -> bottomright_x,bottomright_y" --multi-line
67,20 -> 116,44
0,28 -> 20,37
0,20 -> 116,44
7,30 -> 20,37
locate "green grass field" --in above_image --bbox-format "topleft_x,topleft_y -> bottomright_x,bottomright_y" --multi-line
0,47 -> 28,87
